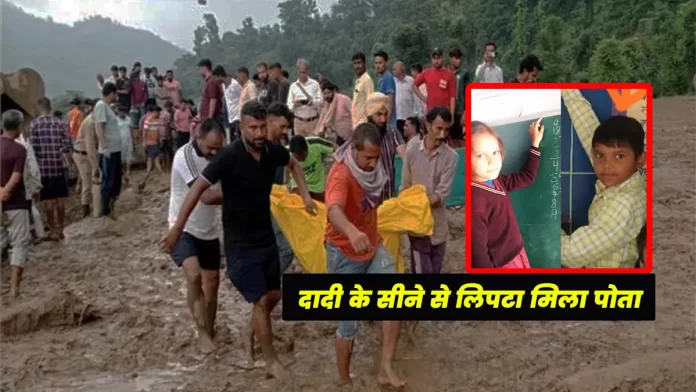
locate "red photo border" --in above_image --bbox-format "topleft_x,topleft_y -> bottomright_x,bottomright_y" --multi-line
464,82 -> 653,274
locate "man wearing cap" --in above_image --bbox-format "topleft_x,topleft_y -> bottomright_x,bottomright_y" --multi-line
362,92 -> 406,204
412,48 -> 456,116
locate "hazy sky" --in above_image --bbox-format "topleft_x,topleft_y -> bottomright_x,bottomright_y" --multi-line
8,0 -> 337,50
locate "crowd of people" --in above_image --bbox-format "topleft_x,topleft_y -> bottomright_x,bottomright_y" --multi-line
0,42 -> 553,388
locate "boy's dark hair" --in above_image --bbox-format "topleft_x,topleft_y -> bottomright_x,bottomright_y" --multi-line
269,62 -> 282,70
519,55 -> 544,73
411,63 -> 423,73
373,50 -> 389,62
133,61 -> 142,68
449,48 -> 463,58
52,110 -> 63,118
144,67 -> 152,73
484,42 -> 497,51
102,82 -> 118,96
406,116 -> 421,135
426,106 -> 453,124
241,101 -> 267,120
322,80 -> 338,91
119,65 -> 127,72
282,70 -> 289,78
267,102 -> 294,123
197,58 -> 212,69
237,67 -> 249,76
156,75 -> 164,81
351,123 -> 382,150
153,106 -> 163,112
70,97 -> 81,106
187,99 -> 195,106
289,135 -> 308,155
592,116 -> 645,157
166,69 -> 173,74
110,65 -> 119,71
213,65 -> 227,77
256,62 -> 268,70
352,52 -> 366,63
164,101 -> 174,109
199,118 -> 226,136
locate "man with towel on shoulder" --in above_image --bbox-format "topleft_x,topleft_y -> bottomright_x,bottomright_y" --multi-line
349,92 -> 406,204
324,122 -> 407,389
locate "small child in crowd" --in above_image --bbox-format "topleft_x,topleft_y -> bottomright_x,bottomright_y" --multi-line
288,135 -> 336,202
560,89 -> 646,267
469,119 -> 544,268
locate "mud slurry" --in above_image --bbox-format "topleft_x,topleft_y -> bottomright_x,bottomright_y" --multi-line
1,97 -> 695,391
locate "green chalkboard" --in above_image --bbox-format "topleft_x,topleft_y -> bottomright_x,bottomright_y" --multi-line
496,116 -> 561,268
394,148 -> 465,207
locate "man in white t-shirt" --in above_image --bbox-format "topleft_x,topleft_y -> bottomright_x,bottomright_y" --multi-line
168,117 -> 226,354
221,75 -> 242,142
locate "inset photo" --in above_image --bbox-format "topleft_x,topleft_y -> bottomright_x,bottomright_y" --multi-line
465,84 -> 651,273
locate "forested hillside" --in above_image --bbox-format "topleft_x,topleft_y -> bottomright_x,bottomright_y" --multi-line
1,3 -> 187,96
174,0 -> 695,100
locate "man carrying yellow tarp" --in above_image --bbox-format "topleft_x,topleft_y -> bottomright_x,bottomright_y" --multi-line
323,122 -> 406,389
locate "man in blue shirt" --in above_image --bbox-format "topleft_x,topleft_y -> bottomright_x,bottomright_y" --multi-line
374,50 -> 397,129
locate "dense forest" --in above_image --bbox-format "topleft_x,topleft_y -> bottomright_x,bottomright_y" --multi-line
173,0 -> 695,101
1,3 -> 186,96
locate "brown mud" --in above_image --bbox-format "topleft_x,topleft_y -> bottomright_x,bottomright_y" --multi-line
1,96 -> 695,391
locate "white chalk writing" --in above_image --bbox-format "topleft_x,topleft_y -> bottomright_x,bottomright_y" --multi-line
550,118 -> 561,221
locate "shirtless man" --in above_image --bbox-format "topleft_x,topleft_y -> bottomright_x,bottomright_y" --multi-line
160,101 -> 316,378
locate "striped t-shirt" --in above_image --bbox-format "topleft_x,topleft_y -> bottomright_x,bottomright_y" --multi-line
168,142 -> 219,240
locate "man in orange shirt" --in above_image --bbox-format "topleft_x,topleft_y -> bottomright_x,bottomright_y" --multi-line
66,98 -> 84,141
324,122 -> 406,390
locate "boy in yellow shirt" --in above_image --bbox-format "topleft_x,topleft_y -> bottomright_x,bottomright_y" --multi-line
560,89 -> 646,268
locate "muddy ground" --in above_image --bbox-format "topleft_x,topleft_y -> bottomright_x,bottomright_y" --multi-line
1,96 -> 695,392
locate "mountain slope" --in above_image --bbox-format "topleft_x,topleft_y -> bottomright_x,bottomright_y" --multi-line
1,3 -> 188,97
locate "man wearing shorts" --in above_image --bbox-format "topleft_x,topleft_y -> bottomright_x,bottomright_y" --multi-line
1,110 -> 31,298
140,107 -> 163,190
168,118 -> 225,353
160,101 -> 316,379
29,97 -> 72,240
325,123 -> 406,389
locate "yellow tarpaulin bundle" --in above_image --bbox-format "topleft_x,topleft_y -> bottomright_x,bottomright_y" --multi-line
270,184 -> 434,273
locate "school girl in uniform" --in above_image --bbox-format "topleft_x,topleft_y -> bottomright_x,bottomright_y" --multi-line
469,119 -> 544,268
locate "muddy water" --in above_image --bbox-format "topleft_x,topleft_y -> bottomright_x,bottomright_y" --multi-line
1,97 -> 695,392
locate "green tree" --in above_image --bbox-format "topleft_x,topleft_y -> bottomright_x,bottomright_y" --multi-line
589,38 -> 632,82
